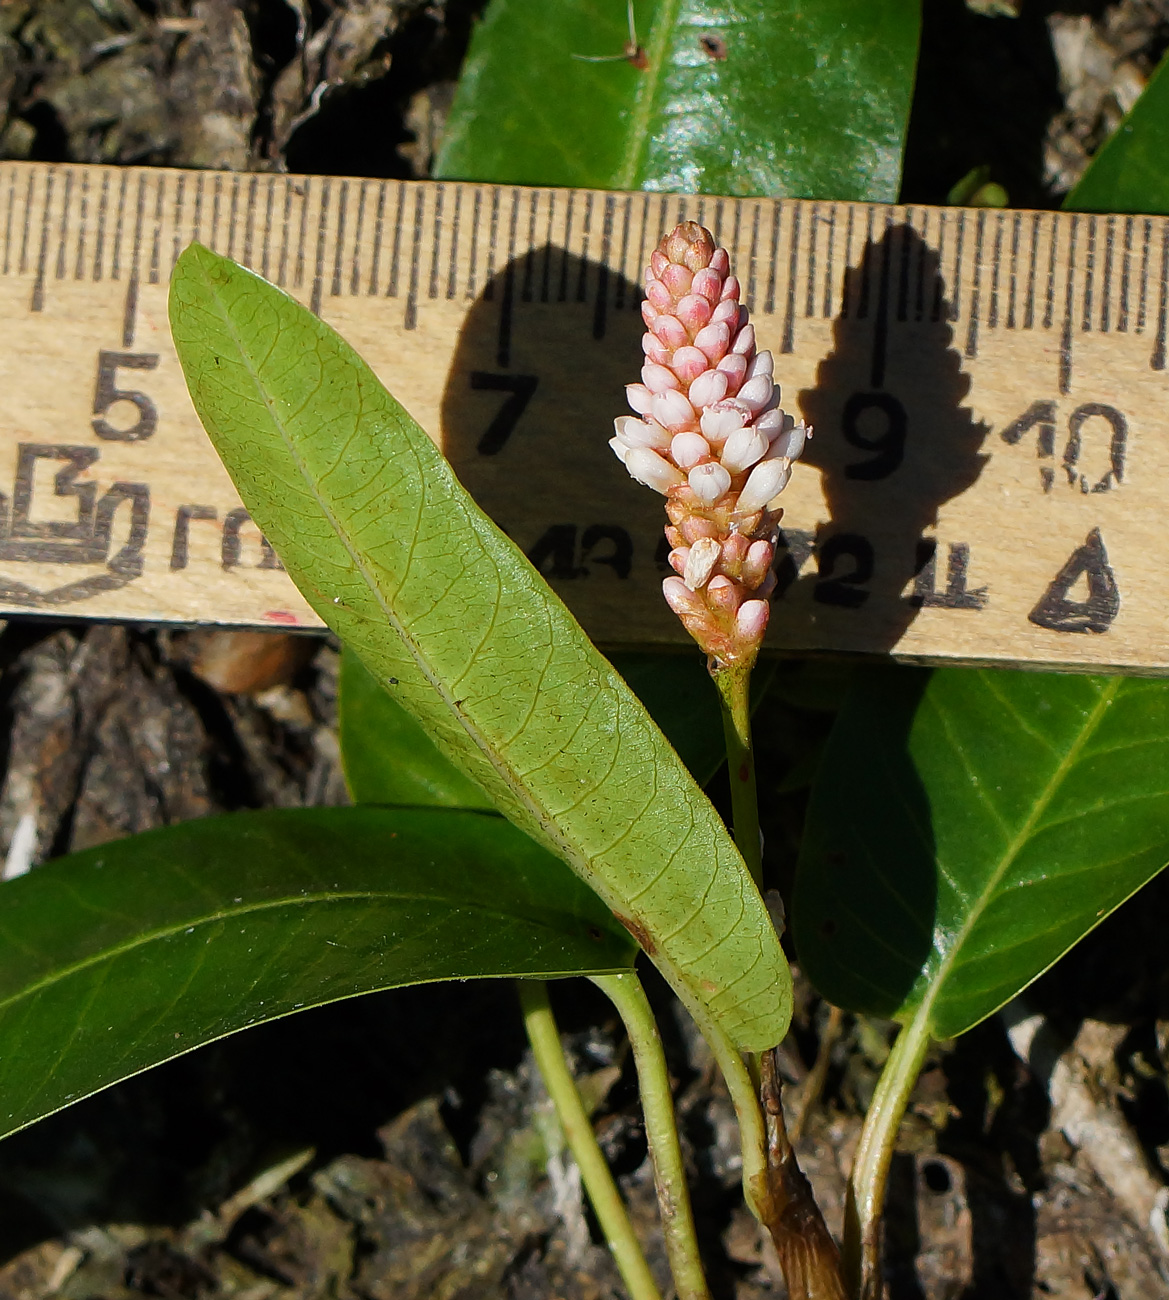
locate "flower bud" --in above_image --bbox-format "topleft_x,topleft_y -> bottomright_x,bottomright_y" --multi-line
625,447 -> 686,494
683,536 -> 721,590
737,459 -> 791,513
688,462 -> 732,505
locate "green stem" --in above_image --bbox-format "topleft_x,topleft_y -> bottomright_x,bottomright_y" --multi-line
517,980 -> 663,1300
842,1014 -> 932,1300
713,661 -> 762,888
592,972 -> 712,1300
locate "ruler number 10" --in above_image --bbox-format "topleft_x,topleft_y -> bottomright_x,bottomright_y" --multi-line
92,350 -> 160,442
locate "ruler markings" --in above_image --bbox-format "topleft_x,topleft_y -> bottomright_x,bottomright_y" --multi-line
805,202 -> 819,319
350,180 -> 367,296
1119,214 -> 1133,332
594,193 -> 615,340
1154,222 -> 1168,371
275,178 -> 291,287
465,186 -> 481,301
30,169 -> 53,312
988,211 -> 1003,330
745,201 -> 760,311
404,186 -> 424,330
4,165 -> 1169,667
209,173 -> 222,258
331,178 -> 348,298
895,208 -> 911,323
54,168 -> 72,283
1081,213 -> 1096,333
1043,211 -> 1058,330
614,193 -> 632,310
74,168 -> 89,280
823,203 -> 837,319
1138,216 -> 1152,333
781,202 -> 801,353
241,175 -> 257,273
711,197 -> 723,247
226,174 -> 241,262
427,183 -> 443,301
1100,215 -> 1114,332
293,177 -> 311,290
387,181 -> 406,298
871,209 -> 892,387
1060,214 -> 1078,395
18,170 -> 34,279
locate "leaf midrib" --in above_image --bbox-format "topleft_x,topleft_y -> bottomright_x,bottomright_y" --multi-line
202,266 -> 589,883
617,0 -> 682,189
912,675 -> 1121,1035
0,887 -> 608,1016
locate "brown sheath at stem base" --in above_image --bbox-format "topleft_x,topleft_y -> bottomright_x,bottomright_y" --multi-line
754,1050 -> 851,1300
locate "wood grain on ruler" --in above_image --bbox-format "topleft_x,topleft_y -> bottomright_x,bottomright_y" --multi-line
0,162 -> 1166,671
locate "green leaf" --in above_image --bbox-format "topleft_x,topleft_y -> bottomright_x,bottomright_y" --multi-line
1066,51 -> 1169,215
793,667 -> 1169,1040
434,0 -> 922,202
0,807 -> 635,1142
169,246 -> 791,1053
340,646 -> 495,809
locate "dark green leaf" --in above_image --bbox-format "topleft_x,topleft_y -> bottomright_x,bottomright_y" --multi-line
169,246 -> 791,1053
434,0 -> 922,202
793,667 -> 1169,1040
0,807 -> 636,1142
1066,52 -> 1169,215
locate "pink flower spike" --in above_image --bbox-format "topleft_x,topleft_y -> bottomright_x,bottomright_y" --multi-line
653,388 -> 698,431
668,546 -> 689,576
650,249 -> 669,278
754,408 -> 786,437
700,403 -> 749,446
706,575 -> 742,614
735,599 -> 770,644
717,353 -> 749,394
688,367 -> 729,409
642,362 -> 681,394
737,458 -> 791,513
625,446 -> 687,494
675,293 -> 714,331
642,338 -> 672,367
710,248 -> 730,276
671,431 -> 709,469
683,536 -> 721,590
625,383 -> 654,415
641,301 -> 659,326
614,415 -> 672,451
737,374 -> 775,412
688,461 -> 732,505
608,436 -> 629,465
692,267 -> 723,303
661,262 -> 694,296
720,426 -> 769,474
663,575 -> 705,617
730,322 -> 756,356
693,320 -> 732,363
719,274 -> 741,302
646,279 -> 673,312
747,350 -> 774,379
711,299 -> 740,326
743,540 -> 774,587
670,346 -> 709,384
769,422 -> 808,462
651,313 -> 689,349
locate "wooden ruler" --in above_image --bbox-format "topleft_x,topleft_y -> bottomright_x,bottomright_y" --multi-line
0,161 -> 1166,672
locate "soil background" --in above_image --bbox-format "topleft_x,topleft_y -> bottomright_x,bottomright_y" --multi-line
1,2 -> 1169,1299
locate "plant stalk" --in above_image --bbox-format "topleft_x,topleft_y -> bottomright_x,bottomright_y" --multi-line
592,972 -> 712,1300
712,660 -> 762,889
517,980 -> 663,1300
842,1014 -> 932,1300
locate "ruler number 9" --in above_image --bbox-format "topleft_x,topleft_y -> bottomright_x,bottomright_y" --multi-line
842,392 -> 907,481
92,350 -> 160,442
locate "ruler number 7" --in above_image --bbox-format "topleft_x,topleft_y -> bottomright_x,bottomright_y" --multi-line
470,372 -> 538,455
92,350 -> 160,442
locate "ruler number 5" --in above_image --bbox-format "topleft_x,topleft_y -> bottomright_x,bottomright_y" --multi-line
470,372 -> 538,455
92,350 -> 160,442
